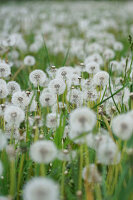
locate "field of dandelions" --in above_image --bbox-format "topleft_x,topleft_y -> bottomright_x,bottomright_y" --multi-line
0,1 -> 133,200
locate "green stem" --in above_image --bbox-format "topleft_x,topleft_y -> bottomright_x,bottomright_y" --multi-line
10,159 -> 16,197
40,163 -> 45,176
61,161 -> 66,200
78,145 -> 84,190
17,154 -> 25,199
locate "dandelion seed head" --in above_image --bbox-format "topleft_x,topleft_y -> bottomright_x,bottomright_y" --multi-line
24,55 -> 36,66
97,141 -> 121,165
46,113 -> 60,129
48,78 -> 66,95
93,71 -> 109,87
69,107 -> 96,134
4,105 -> 25,128
82,164 -> 102,183
103,48 -> 115,60
67,89 -> 83,106
111,114 -> 133,140
29,70 -> 47,87
40,90 -> 56,107
7,81 -> 21,95
30,140 -> 57,163
0,79 -> 8,99
85,61 -> 100,74
23,177 -> 59,200
0,62 -> 11,78
12,91 -> 30,109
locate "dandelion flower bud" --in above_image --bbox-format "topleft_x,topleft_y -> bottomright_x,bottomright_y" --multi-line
111,114 -> 133,140
4,105 -> 25,128
24,55 -> 36,66
48,78 -> 66,95
29,70 -> 47,87
0,104 -> 7,117
7,81 -> 21,95
82,164 -> 102,183
69,107 -> 96,133
30,140 -> 57,164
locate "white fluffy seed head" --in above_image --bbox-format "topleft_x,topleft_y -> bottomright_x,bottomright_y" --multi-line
0,62 -> 11,78
93,71 -> 109,87
113,42 -> 123,51
110,60 -> 120,72
111,114 -> 133,140
29,70 -> 47,87
7,81 -> 21,95
103,48 -> 115,60
40,90 -> 56,107
0,79 -> 8,99
97,141 -> 121,165
84,53 -> 103,66
69,107 -> 96,134
4,105 -> 25,128
48,78 -> 66,95
0,196 -> 9,200
56,66 -> 72,81
82,164 -> 102,183
24,55 -> 36,66
30,140 -> 57,163
23,177 -> 59,200
67,89 -> 83,106
46,113 -> 60,129
12,91 -> 30,109
83,89 -> 98,102
85,61 -> 100,74
94,131 -> 114,151
71,74 -> 80,86
2,35 -> 16,47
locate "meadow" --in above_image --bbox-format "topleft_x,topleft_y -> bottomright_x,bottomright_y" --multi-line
0,1 -> 133,200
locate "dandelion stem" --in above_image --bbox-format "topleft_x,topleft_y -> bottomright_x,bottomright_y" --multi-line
10,159 -> 16,197
57,94 -> 60,113
17,154 -> 25,197
61,161 -> 66,200
78,145 -> 83,191
40,163 -> 45,176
